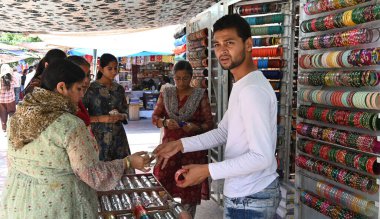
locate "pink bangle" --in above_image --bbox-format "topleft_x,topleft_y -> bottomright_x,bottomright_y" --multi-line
175,169 -> 188,185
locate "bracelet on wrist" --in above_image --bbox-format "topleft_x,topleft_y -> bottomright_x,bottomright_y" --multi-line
125,156 -> 131,169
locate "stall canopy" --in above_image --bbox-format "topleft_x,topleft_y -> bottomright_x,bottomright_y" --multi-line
0,0 -> 218,33
0,43 -> 41,64
68,49 -> 172,57
124,51 -> 172,57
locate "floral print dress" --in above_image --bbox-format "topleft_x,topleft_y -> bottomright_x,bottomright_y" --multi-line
83,81 -> 130,161
0,113 -> 126,218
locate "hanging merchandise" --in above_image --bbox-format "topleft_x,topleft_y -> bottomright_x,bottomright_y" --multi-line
174,25 -> 186,39
233,1 -> 297,218
174,52 -> 186,61
174,35 -> 187,47
187,28 -> 210,89
236,2 -> 282,15
304,0 -> 371,15
300,190 -> 368,218
173,44 -> 186,55
173,25 -> 187,66
298,105 -> 380,131
296,1 -> 380,218
252,37 -> 281,47
300,5 -> 380,33
299,70 -> 380,87
300,28 -> 380,50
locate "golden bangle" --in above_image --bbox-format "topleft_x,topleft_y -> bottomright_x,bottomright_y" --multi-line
125,156 -> 131,169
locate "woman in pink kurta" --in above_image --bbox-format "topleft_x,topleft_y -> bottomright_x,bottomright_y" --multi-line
152,60 -> 214,217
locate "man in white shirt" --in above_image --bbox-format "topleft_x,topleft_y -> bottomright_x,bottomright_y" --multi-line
154,14 -> 280,219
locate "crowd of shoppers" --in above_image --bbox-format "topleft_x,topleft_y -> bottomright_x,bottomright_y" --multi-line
1,14 -> 279,219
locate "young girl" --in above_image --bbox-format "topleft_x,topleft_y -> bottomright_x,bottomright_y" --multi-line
83,53 -> 131,161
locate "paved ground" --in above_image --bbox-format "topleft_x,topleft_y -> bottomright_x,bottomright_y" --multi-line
0,118 -> 223,219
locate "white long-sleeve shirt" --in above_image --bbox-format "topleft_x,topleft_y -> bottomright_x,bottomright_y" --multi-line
181,70 -> 278,198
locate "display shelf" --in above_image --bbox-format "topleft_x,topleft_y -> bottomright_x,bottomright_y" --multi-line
295,0 -> 380,218
186,4 -> 227,205
231,0 -> 296,183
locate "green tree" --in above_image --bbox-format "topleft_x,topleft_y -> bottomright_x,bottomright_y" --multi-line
0,32 -> 41,45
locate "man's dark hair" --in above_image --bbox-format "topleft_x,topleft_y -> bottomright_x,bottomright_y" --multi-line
213,14 -> 252,41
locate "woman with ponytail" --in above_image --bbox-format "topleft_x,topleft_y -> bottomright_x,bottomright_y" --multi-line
83,53 -> 131,161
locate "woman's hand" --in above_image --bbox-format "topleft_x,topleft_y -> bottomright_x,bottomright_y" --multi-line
183,122 -> 201,133
166,119 -> 180,130
127,151 -> 152,172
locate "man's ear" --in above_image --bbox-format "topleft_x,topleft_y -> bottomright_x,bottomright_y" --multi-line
245,37 -> 253,52
56,82 -> 66,95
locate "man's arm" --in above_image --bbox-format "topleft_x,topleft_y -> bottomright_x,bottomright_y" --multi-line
182,112 -> 228,152
154,110 -> 229,168
209,86 -> 276,180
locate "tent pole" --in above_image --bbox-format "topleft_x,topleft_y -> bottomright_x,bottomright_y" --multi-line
93,49 -> 97,79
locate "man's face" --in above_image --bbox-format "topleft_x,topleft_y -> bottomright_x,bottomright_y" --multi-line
213,28 -> 247,70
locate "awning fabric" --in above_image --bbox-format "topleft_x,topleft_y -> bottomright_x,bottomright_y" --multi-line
0,0 -> 218,33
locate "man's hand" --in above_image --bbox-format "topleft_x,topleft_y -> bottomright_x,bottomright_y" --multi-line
177,164 -> 210,188
153,140 -> 183,169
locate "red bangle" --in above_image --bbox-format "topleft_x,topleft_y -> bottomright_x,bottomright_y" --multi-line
175,169 -> 188,185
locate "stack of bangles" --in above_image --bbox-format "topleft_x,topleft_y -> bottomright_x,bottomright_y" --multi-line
300,28 -> 379,50
298,105 -> 380,131
316,181 -> 377,217
262,70 -> 283,79
251,47 -> 283,57
189,59 -> 208,68
245,14 -> 284,25
298,70 -> 380,87
188,48 -> 208,60
237,3 -> 281,16
296,123 -> 380,153
304,0 -> 370,15
300,5 -> 380,33
299,48 -> 380,69
253,59 -> 284,68
252,37 -> 281,47
250,26 -> 284,35
192,68 -> 208,77
300,190 -> 367,218
187,28 -> 208,41
296,155 -> 379,193
298,139 -> 380,174
298,88 -> 380,110
187,38 -> 207,50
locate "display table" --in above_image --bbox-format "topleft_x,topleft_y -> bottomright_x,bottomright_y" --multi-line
97,173 -> 185,218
